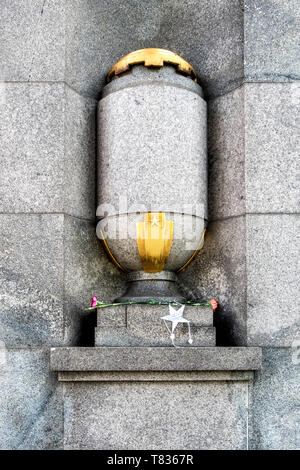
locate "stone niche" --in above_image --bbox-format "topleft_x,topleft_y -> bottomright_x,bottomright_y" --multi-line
1,0 -> 298,451
50,48 -> 262,450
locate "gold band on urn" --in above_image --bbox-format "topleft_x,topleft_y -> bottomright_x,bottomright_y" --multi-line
107,48 -> 197,83
136,212 -> 173,273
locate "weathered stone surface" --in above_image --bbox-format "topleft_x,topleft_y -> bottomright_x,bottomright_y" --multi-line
247,214 -> 299,347
249,348 -> 300,450
208,82 -> 300,218
8,0 -> 299,91
50,347 -> 262,371
208,86 -> 245,220
98,78 -> 207,215
245,83 -> 299,213
64,87 -> 97,220
127,304 -> 214,326
0,348 -> 63,450
62,380 -> 249,449
0,83 -> 97,219
95,304 -> 215,347
97,304 -> 213,328
58,370 -> 254,382
0,214 -> 65,347
0,84 -> 65,213
55,345 -> 260,449
61,215 -> 126,346
245,0 -> 300,82
95,326 -> 215,347
178,216 -> 247,346
97,306 -> 127,328
65,0 -> 243,99
0,0 -> 65,81
0,213 -> 125,347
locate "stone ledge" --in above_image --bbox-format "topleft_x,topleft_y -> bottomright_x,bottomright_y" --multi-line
57,370 -> 254,382
50,347 -> 262,372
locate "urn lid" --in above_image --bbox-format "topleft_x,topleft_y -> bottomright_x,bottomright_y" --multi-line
107,48 -> 197,83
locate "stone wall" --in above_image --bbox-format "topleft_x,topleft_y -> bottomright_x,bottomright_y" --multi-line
0,0 -> 299,449
178,0 -> 300,449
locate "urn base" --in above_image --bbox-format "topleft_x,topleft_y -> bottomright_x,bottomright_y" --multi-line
115,271 -> 186,304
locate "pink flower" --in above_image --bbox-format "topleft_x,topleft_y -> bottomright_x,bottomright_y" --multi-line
209,299 -> 218,312
90,296 -> 98,308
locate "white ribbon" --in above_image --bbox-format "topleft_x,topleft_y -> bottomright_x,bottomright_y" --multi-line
161,305 -> 193,348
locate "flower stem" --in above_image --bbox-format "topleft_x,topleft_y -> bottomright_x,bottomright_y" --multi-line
86,299 -> 212,310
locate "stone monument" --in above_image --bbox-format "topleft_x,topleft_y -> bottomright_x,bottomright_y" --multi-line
50,50 -> 262,450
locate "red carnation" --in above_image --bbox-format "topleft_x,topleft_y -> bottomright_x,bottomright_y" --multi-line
209,299 -> 218,312
90,296 -> 98,308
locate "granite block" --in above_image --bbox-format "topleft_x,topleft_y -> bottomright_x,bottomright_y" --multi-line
208,81 -> 300,217
50,347 -> 262,371
95,304 -> 214,347
208,86 -> 245,220
0,0 -> 65,81
245,83 -> 299,213
0,83 -> 65,213
63,215 -> 126,346
58,370 -> 254,382
62,380 -> 249,449
126,304 -> 213,327
95,326 -> 215,347
64,87 -> 97,220
183,306 -> 214,326
51,346 -> 260,449
245,0 -> 300,82
126,304 -> 214,346
0,213 -> 125,347
0,83 -> 97,219
97,306 -> 127,328
178,216 -> 247,346
0,348 -> 63,450
249,348 -> 300,450
0,214 -> 64,347
94,327 -> 131,347
246,214 -> 300,347
65,0 -> 243,99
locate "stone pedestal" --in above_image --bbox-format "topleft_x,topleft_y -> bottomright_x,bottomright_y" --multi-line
95,304 -> 215,347
50,347 -> 262,450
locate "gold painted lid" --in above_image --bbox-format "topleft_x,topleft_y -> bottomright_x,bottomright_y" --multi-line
107,48 -> 197,83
